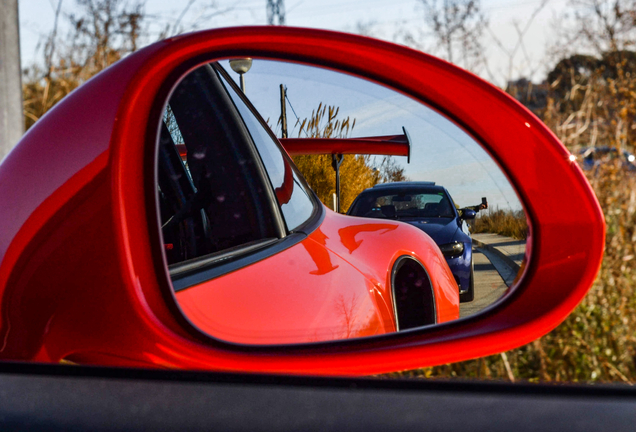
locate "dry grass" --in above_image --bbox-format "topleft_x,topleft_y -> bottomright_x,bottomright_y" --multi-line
291,103 -> 407,212
471,209 -> 528,240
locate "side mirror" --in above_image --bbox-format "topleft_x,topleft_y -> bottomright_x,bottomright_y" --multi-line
0,27 -> 604,375
461,209 -> 477,220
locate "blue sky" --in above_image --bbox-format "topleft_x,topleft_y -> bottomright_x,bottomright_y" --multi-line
220,60 -> 522,210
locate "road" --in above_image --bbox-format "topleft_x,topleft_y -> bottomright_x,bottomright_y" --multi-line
459,248 -> 510,318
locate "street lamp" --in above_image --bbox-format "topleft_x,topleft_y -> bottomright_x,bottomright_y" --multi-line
229,58 -> 253,94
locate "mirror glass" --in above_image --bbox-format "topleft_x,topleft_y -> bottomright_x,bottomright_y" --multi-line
156,58 -> 527,345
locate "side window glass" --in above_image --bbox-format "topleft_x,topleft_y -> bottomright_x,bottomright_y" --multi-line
217,71 -> 316,232
158,64 -> 279,267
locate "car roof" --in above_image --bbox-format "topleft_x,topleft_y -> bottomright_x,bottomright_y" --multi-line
372,181 -> 436,188
364,181 -> 445,194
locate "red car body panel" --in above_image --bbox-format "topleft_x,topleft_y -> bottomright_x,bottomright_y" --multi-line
177,210 -> 459,345
0,27 -> 604,375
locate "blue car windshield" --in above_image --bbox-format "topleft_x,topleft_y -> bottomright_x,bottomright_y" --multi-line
349,189 -> 455,220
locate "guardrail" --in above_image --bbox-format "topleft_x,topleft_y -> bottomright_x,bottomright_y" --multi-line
472,233 -> 526,287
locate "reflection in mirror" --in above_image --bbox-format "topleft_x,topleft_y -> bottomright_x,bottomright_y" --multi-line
156,58 -> 527,345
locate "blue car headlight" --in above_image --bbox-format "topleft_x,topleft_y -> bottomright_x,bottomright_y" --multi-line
439,242 -> 464,258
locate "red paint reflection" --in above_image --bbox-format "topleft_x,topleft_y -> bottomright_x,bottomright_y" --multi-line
274,162 -> 294,205
338,224 -> 398,254
302,238 -> 339,275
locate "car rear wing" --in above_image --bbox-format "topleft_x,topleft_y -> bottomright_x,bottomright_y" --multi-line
281,127 -> 411,213
174,128 -> 411,162
279,127 -> 411,163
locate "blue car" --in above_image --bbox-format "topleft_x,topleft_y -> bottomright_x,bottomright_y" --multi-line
348,181 -> 478,303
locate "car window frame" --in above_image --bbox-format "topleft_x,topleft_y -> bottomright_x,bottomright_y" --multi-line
160,63 -> 286,272
160,62 -> 325,292
213,63 -> 323,235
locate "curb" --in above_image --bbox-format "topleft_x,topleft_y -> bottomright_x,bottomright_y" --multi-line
472,238 -> 521,274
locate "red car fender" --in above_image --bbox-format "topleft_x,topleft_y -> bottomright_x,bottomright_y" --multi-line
175,233 -> 396,345
174,207 -> 459,345
314,209 -> 460,324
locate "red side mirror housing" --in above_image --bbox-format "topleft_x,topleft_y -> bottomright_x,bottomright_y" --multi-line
0,27 -> 604,374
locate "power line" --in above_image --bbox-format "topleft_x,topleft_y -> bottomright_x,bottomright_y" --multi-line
285,92 -> 308,137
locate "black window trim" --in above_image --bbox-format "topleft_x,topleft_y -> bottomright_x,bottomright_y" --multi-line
170,232 -> 310,292
213,63 -> 323,235
158,61 -> 326,293
158,62 -> 285,285
202,64 -> 289,239
169,237 -> 280,279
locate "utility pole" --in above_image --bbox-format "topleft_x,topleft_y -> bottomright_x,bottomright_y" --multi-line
279,84 -> 287,138
266,0 -> 285,25
0,0 -> 23,160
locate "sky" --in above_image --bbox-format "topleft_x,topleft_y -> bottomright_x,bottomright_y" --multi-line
15,0 -> 563,211
18,0 -> 568,85
219,60 -> 522,210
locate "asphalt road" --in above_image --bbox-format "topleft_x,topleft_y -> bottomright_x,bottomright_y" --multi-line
459,248 -> 510,318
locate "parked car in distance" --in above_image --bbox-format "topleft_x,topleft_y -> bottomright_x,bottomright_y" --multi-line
348,181 -> 480,302
579,146 -> 636,171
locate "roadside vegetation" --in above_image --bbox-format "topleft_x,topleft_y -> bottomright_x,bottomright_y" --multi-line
390,162 -> 636,383
22,0 -> 146,131
471,209 -> 528,240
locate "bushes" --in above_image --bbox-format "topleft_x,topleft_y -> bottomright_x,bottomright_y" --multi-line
471,209 -> 528,240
